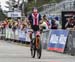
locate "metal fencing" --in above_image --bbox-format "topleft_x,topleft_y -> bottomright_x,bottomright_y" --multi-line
0,27 -> 75,55
40,0 -> 75,16
41,30 -> 50,49
0,28 -> 5,39
5,28 -> 31,42
66,30 -> 75,55
0,27 -> 50,50
0,28 -> 50,44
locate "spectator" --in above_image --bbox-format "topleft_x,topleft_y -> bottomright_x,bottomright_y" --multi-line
40,15 -> 50,29
51,19 -> 58,29
65,18 -> 75,30
48,16 -> 52,27
54,16 -> 61,29
12,21 -> 17,31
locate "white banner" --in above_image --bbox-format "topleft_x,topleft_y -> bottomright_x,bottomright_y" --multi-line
7,11 -> 21,17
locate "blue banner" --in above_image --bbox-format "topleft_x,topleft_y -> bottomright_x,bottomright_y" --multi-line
48,29 -> 69,53
18,30 -> 26,42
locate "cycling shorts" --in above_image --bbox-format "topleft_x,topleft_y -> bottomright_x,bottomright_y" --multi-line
31,25 -> 39,31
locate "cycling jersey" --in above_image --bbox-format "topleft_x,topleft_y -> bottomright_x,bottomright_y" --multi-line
28,13 -> 41,31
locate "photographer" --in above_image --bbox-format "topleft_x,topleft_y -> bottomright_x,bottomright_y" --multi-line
65,18 -> 75,30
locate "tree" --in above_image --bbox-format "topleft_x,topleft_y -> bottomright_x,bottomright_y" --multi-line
19,0 -> 28,16
28,0 -> 33,2
27,0 -> 63,12
5,0 -> 16,11
0,9 -> 7,21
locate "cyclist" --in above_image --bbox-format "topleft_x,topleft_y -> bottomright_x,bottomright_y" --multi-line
28,7 -> 42,31
28,7 -> 42,38
28,7 -> 42,51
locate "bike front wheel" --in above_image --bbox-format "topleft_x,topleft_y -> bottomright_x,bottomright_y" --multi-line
37,41 -> 42,59
31,39 -> 36,58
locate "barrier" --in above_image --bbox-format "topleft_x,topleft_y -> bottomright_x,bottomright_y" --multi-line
0,28 -> 5,39
1,27 -> 75,55
5,28 -> 12,39
48,29 -> 69,53
66,30 -> 75,55
15,29 -> 19,40
5,28 -> 31,42
0,28 -> 2,39
18,29 -> 26,42
10,29 -> 14,40
2,28 -> 5,39
5,27 -> 50,44
41,30 -> 50,49
25,28 -> 31,42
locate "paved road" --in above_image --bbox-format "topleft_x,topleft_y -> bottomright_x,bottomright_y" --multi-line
0,40 -> 75,62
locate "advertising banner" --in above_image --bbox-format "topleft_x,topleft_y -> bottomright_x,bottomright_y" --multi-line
7,11 -> 21,17
48,30 -> 69,53
6,28 -> 11,39
25,28 -> 31,42
15,29 -> 19,40
18,30 -> 26,42
10,29 -> 14,39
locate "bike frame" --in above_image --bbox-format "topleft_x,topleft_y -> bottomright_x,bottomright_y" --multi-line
31,31 -> 40,49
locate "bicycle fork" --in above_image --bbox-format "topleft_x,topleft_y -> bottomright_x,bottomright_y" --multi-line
36,36 -> 40,49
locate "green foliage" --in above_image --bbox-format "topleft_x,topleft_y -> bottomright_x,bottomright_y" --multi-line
27,0 -> 63,12
0,9 -> 6,21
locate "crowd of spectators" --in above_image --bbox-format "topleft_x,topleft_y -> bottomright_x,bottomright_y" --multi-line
0,14 -> 64,31
0,15 -> 75,33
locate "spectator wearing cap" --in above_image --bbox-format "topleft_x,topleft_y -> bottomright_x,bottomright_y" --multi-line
51,19 -> 58,29
54,16 -> 61,29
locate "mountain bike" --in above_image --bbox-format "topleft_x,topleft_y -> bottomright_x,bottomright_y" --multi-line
30,30 -> 42,59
